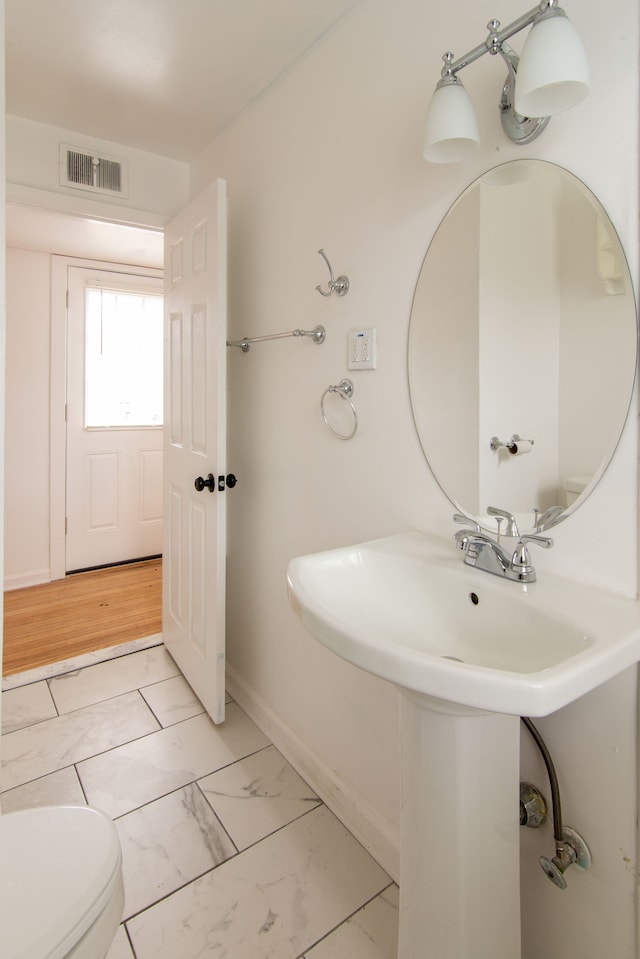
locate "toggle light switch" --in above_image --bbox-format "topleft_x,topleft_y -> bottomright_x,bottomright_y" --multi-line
347,328 -> 377,370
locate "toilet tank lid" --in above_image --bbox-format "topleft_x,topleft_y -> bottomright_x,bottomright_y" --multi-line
563,474 -> 591,493
0,805 -> 122,959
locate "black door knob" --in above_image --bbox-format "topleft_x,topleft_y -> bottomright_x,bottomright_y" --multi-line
226,474 -> 237,489
194,473 -> 216,492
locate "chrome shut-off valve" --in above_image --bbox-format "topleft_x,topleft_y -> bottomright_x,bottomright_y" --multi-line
539,827 -> 592,889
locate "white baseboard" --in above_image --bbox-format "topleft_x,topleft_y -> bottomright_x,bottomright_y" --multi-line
4,568 -> 51,591
226,663 -> 400,883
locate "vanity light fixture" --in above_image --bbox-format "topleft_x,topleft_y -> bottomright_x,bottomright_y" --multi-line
423,0 -> 589,163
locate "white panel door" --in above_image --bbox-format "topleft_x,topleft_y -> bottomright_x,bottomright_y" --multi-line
66,267 -> 164,572
163,180 -> 228,724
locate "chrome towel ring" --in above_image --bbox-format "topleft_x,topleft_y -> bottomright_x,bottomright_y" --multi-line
321,379 -> 358,440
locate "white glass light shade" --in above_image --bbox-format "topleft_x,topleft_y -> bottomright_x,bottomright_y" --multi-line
515,14 -> 589,118
423,80 -> 480,164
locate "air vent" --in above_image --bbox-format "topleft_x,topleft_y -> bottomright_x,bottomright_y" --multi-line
59,144 -> 128,197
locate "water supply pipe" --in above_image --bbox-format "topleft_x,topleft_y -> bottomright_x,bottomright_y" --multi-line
521,717 -> 591,889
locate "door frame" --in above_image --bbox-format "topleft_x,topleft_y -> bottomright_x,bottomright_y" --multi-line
50,255 -> 163,580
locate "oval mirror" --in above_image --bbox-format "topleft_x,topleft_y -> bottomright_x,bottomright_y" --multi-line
409,160 -> 637,534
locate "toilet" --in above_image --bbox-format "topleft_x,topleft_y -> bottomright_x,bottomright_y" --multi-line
0,805 -> 124,959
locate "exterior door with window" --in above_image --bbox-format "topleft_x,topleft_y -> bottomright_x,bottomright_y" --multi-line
66,267 -> 164,571
163,180 -> 228,724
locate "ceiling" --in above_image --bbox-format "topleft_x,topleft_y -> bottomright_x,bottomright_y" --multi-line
6,0 -> 360,163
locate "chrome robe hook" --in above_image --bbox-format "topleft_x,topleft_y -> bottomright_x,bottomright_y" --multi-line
315,249 -> 350,297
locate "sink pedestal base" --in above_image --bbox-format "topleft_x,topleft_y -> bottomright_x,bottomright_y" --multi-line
399,692 -> 521,959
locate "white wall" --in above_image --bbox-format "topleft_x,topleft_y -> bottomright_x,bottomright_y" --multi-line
0,0 -> 6,743
558,184 -> 634,488
190,1 -> 640,957
5,249 -> 52,585
478,173 -> 560,512
6,115 -> 189,226
410,190 -> 480,511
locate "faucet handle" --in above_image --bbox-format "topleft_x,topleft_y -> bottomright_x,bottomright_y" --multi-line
487,506 -> 519,538
520,534 -> 553,550
453,512 -> 481,532
511,534 -> 553,573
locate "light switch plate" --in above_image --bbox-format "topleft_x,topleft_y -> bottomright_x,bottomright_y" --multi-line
347,328 -> 377,370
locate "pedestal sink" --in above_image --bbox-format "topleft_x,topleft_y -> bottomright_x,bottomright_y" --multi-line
287,531 -> 640,959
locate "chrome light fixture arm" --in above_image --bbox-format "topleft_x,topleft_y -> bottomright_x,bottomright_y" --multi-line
441,1 -> 563,80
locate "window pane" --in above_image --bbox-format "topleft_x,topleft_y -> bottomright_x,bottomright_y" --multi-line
85,288 -> 163,428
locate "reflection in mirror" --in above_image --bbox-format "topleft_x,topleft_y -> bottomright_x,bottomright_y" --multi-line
409,160 -> 637,535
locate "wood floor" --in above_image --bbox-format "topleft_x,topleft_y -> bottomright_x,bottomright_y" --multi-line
2,558 -> 162,676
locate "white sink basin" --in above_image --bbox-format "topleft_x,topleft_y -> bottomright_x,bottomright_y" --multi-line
287,530 -> 640,716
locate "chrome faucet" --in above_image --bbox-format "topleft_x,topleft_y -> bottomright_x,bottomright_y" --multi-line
453,510 -> 553,583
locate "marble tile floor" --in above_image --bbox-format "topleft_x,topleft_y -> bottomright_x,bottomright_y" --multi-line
1,638 -> 399,959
